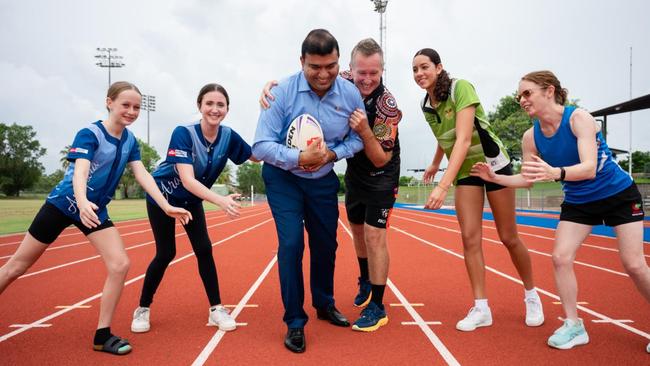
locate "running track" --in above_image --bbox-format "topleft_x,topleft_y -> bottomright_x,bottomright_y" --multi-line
1,204 -> 649,365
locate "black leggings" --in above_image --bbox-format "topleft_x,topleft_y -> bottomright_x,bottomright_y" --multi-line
139,200 -> 221,307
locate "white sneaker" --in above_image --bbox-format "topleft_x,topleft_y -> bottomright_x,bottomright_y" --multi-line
208,305 -> 236,331
525,297 -> 545,327
131,306 -> 150,333
456,306 -> 493,331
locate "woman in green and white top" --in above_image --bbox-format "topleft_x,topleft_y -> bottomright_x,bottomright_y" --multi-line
412,48 -> 544,332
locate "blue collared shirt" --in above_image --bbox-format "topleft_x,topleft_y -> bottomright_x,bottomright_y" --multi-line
253,71 -> 364,179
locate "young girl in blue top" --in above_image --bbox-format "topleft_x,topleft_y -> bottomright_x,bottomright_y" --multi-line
0,81 -> 192,355
472,70 -> 650,352
131,83 -> 252,334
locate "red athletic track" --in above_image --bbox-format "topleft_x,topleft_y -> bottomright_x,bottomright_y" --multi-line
1,205 -> 649,365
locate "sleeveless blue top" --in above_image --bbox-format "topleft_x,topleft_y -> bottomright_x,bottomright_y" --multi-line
533,106 -> 631,204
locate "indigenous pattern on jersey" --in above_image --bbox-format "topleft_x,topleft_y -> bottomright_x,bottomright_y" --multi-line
420,79 -> 510,182
149,123 -> 251,207
47,121 -> 141,223
341,70 -> 401,195
533,105 -> 632,204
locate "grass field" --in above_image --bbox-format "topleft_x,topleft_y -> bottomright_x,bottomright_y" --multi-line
0,199 -> 224,236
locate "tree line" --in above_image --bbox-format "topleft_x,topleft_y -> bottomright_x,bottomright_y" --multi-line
2,95 -> 649,197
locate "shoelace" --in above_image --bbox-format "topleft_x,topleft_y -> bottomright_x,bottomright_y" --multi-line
135,308 -> 148,319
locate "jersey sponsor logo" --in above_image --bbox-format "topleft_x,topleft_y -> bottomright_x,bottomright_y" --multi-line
69,147 -> 89,154
168,149 -> 188,158
631,202 -> 644,217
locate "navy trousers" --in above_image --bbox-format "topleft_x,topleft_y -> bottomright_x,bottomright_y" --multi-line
262,163 -> 340,329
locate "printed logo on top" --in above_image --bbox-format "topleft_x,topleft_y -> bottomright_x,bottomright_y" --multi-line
167,149 -> 188,158
69,147 -> 89,154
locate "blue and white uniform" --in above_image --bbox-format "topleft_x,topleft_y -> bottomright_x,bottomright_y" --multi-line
47,120 -> 140,223
147,123 -> 251,207
138,121 -> 251,308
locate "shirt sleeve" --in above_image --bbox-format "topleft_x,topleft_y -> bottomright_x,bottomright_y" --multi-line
252,84 -> 301,170
165,126 -> 194,165
228,130 -> 252,164
67,128 -> 98,162
375,90 -> 401,152
453,79 -> 481,112
127,137 -> 141,162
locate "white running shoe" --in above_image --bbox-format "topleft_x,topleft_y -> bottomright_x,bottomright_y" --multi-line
208,305 -> 236,331
131,306 -> 151,333
525,297 -> 545,327
547,318 -> 589,349
456,306 -> 493,331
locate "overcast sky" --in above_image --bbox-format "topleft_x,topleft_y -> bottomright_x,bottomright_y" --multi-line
1,0 -> 649,178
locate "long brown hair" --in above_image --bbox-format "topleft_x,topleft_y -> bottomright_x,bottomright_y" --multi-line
414,48 -> 452,102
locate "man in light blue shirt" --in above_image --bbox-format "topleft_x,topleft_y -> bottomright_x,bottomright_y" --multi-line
253,28 -> 364,354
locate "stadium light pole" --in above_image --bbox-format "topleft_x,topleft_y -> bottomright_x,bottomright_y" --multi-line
95,47 -> 125,88
142,95 -> 156,145
370,0 -> 388,81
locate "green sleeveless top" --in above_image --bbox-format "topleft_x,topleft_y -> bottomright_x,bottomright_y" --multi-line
420,79 -> 510,182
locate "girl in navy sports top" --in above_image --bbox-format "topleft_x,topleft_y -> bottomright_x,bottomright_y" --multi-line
472,70 -> 650,352
131,83 -> 252,334
0,81 -> 192,356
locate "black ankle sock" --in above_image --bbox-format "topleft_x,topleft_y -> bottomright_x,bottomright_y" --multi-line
357,257 -> 369,280
370,284 -> 385,307
94,327 -> 112,345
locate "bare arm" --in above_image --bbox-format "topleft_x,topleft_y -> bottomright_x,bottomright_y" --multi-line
521,109 -> 597,182
423,144 -> 445,184
176,163 -> 241,219
72,158 -> 100,228
348,109 -> 392,167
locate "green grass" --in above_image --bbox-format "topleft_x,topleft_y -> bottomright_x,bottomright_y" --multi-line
0,198 -> 224,235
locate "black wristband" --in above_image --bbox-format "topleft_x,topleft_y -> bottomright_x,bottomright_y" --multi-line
555,167 -> 566,182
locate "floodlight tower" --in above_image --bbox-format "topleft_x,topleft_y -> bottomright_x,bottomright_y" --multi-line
142,95 -> 156,145
371,0 -> 388,80
95,47 -> 125,88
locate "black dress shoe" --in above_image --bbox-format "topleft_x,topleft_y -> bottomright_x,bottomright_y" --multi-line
284,328 -> 305,353
316,305 -> 350,327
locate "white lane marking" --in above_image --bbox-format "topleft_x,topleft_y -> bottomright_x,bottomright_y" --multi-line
192,254 -> 277,366
402,321 -> 442,326
395,215 -> 631,277
392,225 -> 650,341
0,218 -> 273,343
339,220 -> 460,366
14,210 -> 271,279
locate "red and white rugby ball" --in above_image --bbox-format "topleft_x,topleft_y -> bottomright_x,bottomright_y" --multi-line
286,113 -> 323,150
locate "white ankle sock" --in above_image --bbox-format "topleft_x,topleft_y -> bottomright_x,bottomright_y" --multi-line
474,299 -> 489,310
524,288 -> 539,300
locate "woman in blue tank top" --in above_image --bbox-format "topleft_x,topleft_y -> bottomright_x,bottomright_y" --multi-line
0,82 -> 192,356
472,71 -> 649,353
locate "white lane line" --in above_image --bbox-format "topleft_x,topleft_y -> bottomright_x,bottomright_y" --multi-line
402,321 -> 442,326
9,324 -> 51,328
395,209 -> 650,254
15,210 -> 271,279
592,319 -> 633,324
192,254 -> 277,366
0,218 -> 273,343
54,305 -> 91,309
0,207 -> 269,257
395,215 -> 631,278
390,303 -> 424,307
392,225 -> 650,341
339,220 -> 460,366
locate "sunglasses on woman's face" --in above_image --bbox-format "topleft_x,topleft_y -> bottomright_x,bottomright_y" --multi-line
515,87 -> 545,103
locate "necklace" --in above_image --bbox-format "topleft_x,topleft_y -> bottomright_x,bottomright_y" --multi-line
203,135 -> 214,153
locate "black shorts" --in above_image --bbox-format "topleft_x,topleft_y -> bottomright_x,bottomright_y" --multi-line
345,190 -> 396,229
560,183 -> 645,227
456,164 -> 513,192
28,202 -> 115,244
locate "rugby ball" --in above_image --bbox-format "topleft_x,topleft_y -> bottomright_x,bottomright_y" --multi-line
286,113 -> 323,150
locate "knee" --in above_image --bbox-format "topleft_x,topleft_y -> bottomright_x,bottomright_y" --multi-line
622,258 -> 649,278
552,252 -> 573,269
154,250 -> 176,265
1,262 -> 29,280
499,233 -> 522,250
107,257 -> 130,276
461,233 -> 482,253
